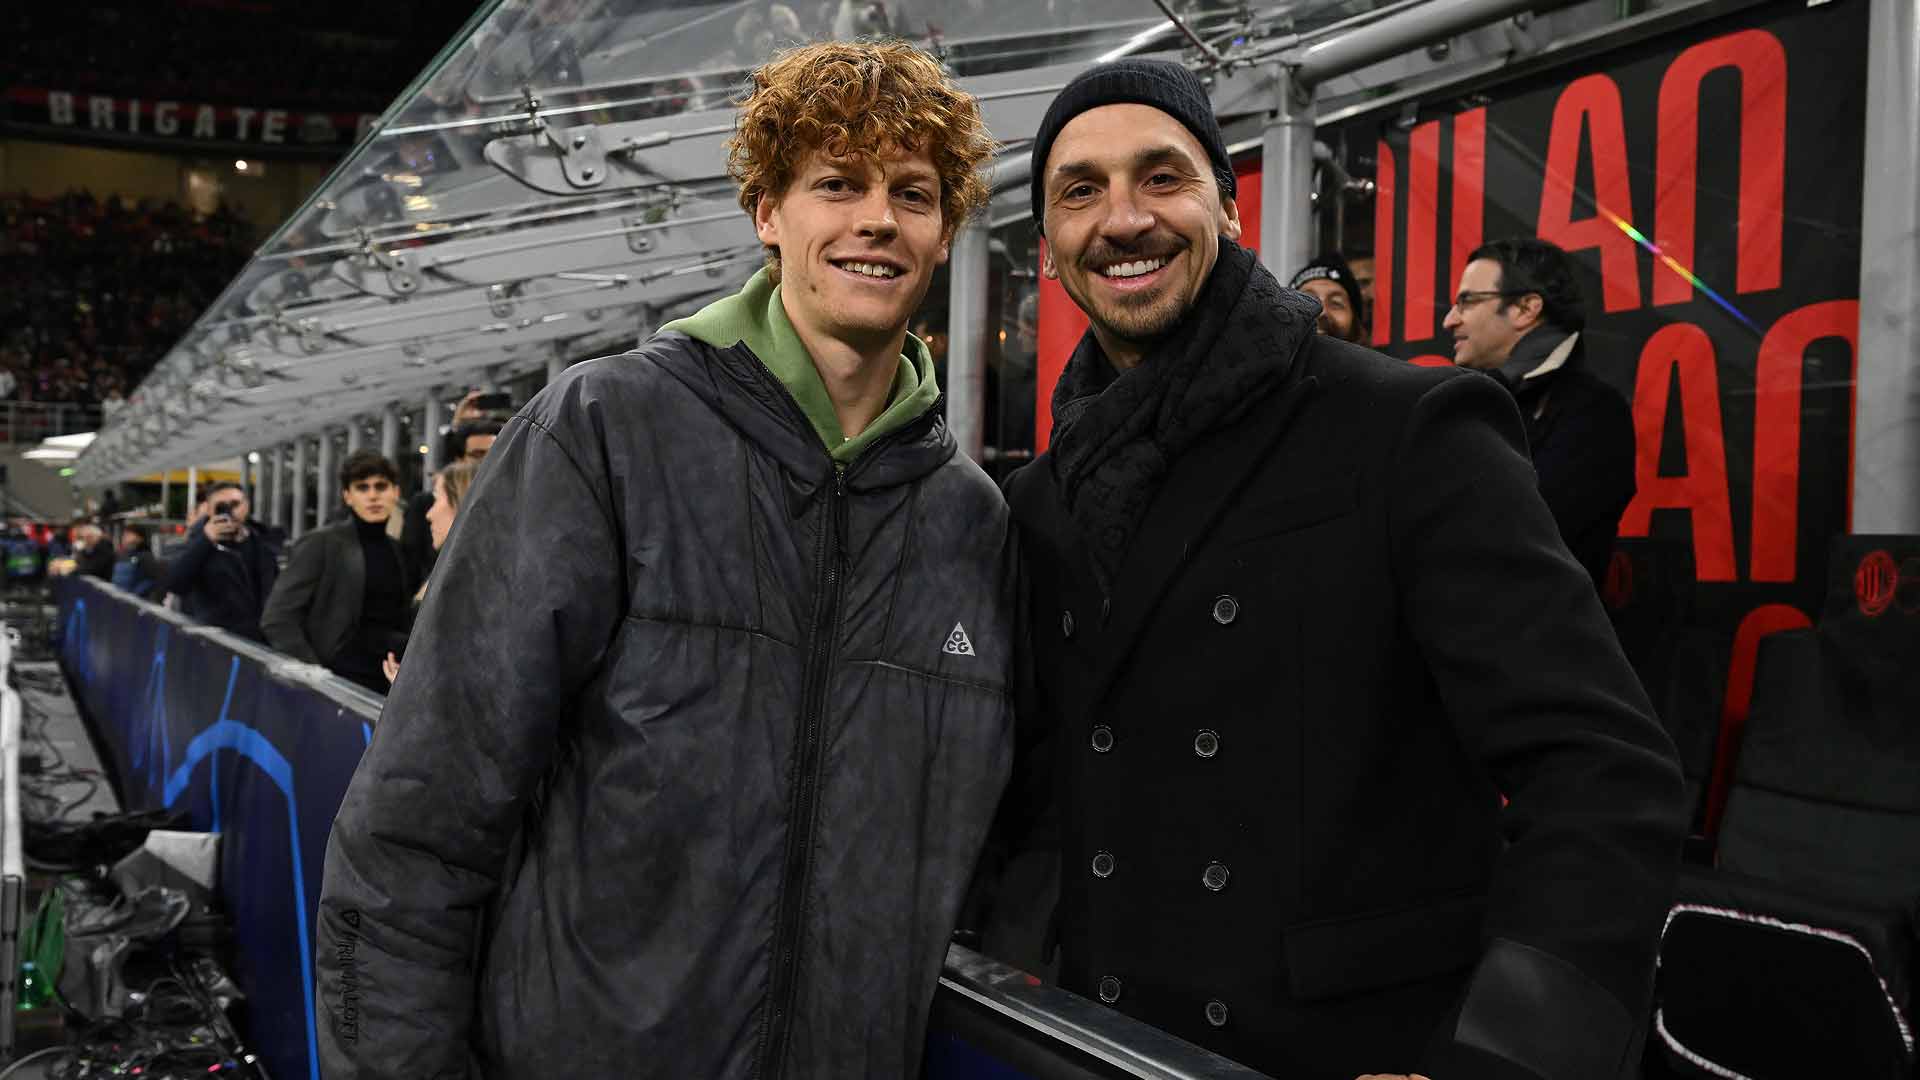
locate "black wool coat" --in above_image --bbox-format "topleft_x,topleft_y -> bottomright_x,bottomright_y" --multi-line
1000,335 -> 1686,1080
1507,338 -> 1636,588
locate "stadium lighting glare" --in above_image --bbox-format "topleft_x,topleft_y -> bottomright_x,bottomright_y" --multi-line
235,159 -> 250,171
418,444 -> 430,455
247,451 -> 261,463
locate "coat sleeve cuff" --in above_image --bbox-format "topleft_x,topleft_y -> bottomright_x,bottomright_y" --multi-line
1425,937 -> 1639,1080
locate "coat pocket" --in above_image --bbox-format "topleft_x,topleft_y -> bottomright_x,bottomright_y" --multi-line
1215,476 -> 1359,548
1283,890 -> 1486,1001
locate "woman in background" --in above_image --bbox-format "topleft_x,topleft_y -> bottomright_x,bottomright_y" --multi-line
382,460 -> 475,685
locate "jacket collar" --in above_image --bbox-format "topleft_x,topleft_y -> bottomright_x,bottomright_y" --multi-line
647,332 -> 957,504
1496,326 -> 1579,384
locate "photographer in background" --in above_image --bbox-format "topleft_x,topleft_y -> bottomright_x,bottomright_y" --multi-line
400,388 -> 507,583
161,481 -> 285,642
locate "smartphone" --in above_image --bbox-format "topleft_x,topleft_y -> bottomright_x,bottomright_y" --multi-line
472,392 -> 512,412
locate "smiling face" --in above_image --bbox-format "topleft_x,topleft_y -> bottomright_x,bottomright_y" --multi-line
1443,257 -> 1541,370
1300,278 -> 1360,342
754,143 -> 950,356
1040,103 -> 1241,368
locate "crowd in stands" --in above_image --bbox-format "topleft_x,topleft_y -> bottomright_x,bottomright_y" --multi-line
0,190 -> 253,408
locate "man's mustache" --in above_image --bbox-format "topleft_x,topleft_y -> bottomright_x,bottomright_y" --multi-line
1077,238 -> 1188,270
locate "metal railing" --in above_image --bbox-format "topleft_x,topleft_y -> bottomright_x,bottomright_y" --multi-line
0,403 -> 103,446
0,625 -> 25,1059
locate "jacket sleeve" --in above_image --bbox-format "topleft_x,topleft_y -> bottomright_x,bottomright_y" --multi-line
314,405 -> 627,1079
1388,373 -> 1686,1080
260,533 -> 325,663
160,524 -> 217,597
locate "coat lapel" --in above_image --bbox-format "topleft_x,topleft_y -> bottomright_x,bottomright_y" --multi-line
1079,373 -> 1322,717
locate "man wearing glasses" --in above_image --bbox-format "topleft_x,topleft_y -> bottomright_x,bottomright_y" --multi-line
1442,237 -> 1635,586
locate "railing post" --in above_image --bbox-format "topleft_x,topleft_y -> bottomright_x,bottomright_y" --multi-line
315,429 -> 336,529
947,219 -> 990,463
291,437 -> 309,541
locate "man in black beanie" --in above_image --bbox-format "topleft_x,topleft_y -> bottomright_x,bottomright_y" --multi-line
989,57 -> 1684,1080
1290,251 -> 1367,343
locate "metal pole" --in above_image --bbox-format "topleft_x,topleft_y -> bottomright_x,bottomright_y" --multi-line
315,429 -> 336,529
186,466 -> 198,517
423,392 -> 446,495
291,436 -> 309,540
380,405 -> 401,465
1288,0 -> 1540,88
260,447 -> 277,527
546,351 -> 565,385
160,471 -> 171,521
346,417 -> 366,456
1261,64 -> 1317,282
1856,0 -> 1920,532
946,219 -> 990,463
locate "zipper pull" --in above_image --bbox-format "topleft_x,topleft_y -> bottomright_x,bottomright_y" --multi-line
832,464 -> 850,563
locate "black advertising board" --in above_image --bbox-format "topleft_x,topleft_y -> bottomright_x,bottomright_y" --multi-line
1337,0 -> 1867,644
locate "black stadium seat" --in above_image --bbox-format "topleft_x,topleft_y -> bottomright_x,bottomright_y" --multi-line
1651,536 -> 1920,1079
1603,538 -> 1723,829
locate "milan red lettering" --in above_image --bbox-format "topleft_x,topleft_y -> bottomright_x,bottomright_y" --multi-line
1449,109 -> 1487,301
1372,140 -> 1397,347
1749,300 -> 1858,581
1404,121 -> 1443,341
1654,30 -> 1787,305
1536,75 -> 1643,313
1618,323 -> 1735,581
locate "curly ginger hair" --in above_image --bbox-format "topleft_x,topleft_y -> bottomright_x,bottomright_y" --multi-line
729,41 -> 994,280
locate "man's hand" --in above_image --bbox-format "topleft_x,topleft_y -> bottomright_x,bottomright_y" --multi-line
204,515 -> 241,544
452,388 -> 487,425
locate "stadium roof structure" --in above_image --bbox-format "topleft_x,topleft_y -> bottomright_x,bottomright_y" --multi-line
75,0 -> 1591,485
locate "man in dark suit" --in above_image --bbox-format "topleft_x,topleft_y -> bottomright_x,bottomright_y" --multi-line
1442,236 -> 1636,587
261,451 -> 411,693
994,59 -> 1685,1080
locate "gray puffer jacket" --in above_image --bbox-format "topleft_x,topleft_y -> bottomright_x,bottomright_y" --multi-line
314,332 -> 1016,1079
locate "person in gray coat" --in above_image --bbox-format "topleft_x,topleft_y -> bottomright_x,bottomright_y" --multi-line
313,41 -> 1012,1079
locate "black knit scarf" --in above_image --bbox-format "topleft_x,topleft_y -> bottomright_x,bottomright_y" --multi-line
1048,240 -> 1320,591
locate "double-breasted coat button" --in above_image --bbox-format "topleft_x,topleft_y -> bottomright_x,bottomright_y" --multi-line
1202,862 -> 1230,891
1090,725 -> 1115,753
1193,729 -> 1220,758
1211,595 -> 1239,625
1097,976 -> 1123,1004
1061,609 -> 1076,638
1205,999 -> 1229,1027
1091,850 -> 1116,878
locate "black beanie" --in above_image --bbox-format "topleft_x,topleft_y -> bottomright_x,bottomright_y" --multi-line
1289,252 -> 1365,320
1029,59 -> 1235,225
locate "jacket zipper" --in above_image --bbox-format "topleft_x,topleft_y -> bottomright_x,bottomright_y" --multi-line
758,460 -> 847,1078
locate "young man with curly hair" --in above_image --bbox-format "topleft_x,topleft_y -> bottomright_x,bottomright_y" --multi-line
315,41 -> 1011,1078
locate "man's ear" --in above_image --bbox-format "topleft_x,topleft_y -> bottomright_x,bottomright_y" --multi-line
1219,194 -> 1243,243
1513,293 -> 1546,330
753,192 -> 780,248
1041,240 -> 1058,280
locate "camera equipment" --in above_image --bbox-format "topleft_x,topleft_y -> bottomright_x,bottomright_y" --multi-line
472,391 -> 512,413
212,500 -> 239,518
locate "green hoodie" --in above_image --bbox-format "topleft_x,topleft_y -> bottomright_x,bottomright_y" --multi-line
662,268 -> 941,463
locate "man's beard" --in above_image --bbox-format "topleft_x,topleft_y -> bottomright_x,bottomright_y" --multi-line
1078,237 -> 1192,346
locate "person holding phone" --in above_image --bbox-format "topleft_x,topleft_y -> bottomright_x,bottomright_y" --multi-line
161,480 -> 285,642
